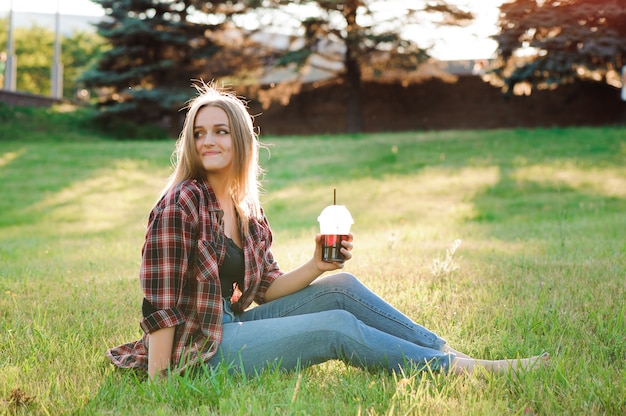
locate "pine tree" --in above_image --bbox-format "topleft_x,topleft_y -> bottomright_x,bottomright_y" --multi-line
80,0 -> 233,133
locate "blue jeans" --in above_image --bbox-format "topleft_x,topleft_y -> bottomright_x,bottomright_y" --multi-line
208,273 -> 454,374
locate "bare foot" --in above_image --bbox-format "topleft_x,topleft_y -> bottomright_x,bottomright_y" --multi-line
441,345 -> 471,359
450,352 -> 549,375
503,352 -> 550,372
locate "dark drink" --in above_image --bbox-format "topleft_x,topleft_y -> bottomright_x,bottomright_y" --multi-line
318,203 -> 353,262
321,234 -> 349,263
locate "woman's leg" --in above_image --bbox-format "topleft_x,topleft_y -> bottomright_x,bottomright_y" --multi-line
208,309 -> 452,376
242,273 -> 446,351
239,273 -> 549,376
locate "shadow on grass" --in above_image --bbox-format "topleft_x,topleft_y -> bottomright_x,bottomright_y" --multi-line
470,173 -> 625,241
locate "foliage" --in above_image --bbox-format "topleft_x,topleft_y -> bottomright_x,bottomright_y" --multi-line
62,30 -> 111,99
1,109 -> 625,414
491,0 -> 626,95
0,102 -> 169,141
0,17 -> 107,98
81,0 -> 262,135
2,2 -> 475,134
246,0 -> 474,133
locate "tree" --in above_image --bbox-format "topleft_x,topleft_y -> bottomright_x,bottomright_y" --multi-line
62,30 -> 109,99
81,0 -> 260,133
12,25 -> 53,96
242,0 -> 473,133
491,0 -> 626,95
0,18 -> 107,98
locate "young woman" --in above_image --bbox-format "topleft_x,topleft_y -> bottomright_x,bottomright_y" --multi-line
107,83 -> 548,379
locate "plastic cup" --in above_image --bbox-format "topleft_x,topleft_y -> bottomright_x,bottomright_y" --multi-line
317,205 -> 354,263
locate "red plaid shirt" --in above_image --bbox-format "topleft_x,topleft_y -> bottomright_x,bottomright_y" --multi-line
106,178 -> 283,372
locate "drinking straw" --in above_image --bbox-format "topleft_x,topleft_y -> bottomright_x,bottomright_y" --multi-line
333,189 -> 337,232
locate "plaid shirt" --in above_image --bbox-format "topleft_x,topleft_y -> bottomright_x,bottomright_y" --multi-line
106,178 -> 283,372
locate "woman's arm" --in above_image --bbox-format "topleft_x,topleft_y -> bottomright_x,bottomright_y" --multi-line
141,185 -> 200,377
264,233 -> 353,301
147,326 -> 175,379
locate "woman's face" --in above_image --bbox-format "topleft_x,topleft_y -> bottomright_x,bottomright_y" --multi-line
193,106 -> 234,179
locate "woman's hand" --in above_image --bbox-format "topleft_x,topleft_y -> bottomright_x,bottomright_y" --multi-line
312,233 -> 354,273
147,326 -> 175,380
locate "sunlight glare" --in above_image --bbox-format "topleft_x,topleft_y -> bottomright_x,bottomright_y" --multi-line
268,166 -> 500,234
0,149 -> 25,169
513,164 -> 626,198
29,159 -> 166,234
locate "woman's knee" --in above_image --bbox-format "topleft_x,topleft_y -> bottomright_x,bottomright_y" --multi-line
309,273 -> 365,307
317,309 -> 365,339
323,308 -> 358,325
316,272 -> 361,291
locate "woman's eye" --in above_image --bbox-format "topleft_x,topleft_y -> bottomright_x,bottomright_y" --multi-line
194,130 -> 205,139
216,128 -> 229,135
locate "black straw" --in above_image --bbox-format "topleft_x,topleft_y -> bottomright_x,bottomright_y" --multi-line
333,188 -> 336,205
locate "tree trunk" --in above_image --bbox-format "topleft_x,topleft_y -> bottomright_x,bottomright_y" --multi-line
344,50 -> 364,133
344,0 -> 364,134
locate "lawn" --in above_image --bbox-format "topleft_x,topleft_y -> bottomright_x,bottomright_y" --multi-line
1,105 -> 625,415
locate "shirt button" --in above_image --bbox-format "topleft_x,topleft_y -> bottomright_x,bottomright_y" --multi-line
203,241 -> 209,246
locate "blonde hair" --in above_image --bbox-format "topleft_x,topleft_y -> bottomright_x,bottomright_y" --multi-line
160,82 -> 263,234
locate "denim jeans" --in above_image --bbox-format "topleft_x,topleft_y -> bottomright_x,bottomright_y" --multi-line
208,273 -> 454,375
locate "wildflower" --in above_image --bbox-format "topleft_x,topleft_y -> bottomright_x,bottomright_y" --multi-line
431,239 -> 462,280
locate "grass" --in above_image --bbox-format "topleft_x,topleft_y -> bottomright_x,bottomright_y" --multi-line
1,105 -> 625,415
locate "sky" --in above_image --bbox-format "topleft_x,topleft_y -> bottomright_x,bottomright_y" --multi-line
0,0 -> 504,60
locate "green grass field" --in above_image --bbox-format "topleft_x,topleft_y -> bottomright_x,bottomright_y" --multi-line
1,105 -> 625,415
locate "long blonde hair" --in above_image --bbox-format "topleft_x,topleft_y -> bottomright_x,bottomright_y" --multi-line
160,82 -> 263,234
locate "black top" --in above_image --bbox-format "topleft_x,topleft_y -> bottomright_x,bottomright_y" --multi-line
219,237 -> 245,298
142,236 -> 246,318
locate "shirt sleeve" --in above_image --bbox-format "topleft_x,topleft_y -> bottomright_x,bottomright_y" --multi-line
139,199 -> 194,334
255,247 -> 283,304
254,215 -> 284,304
